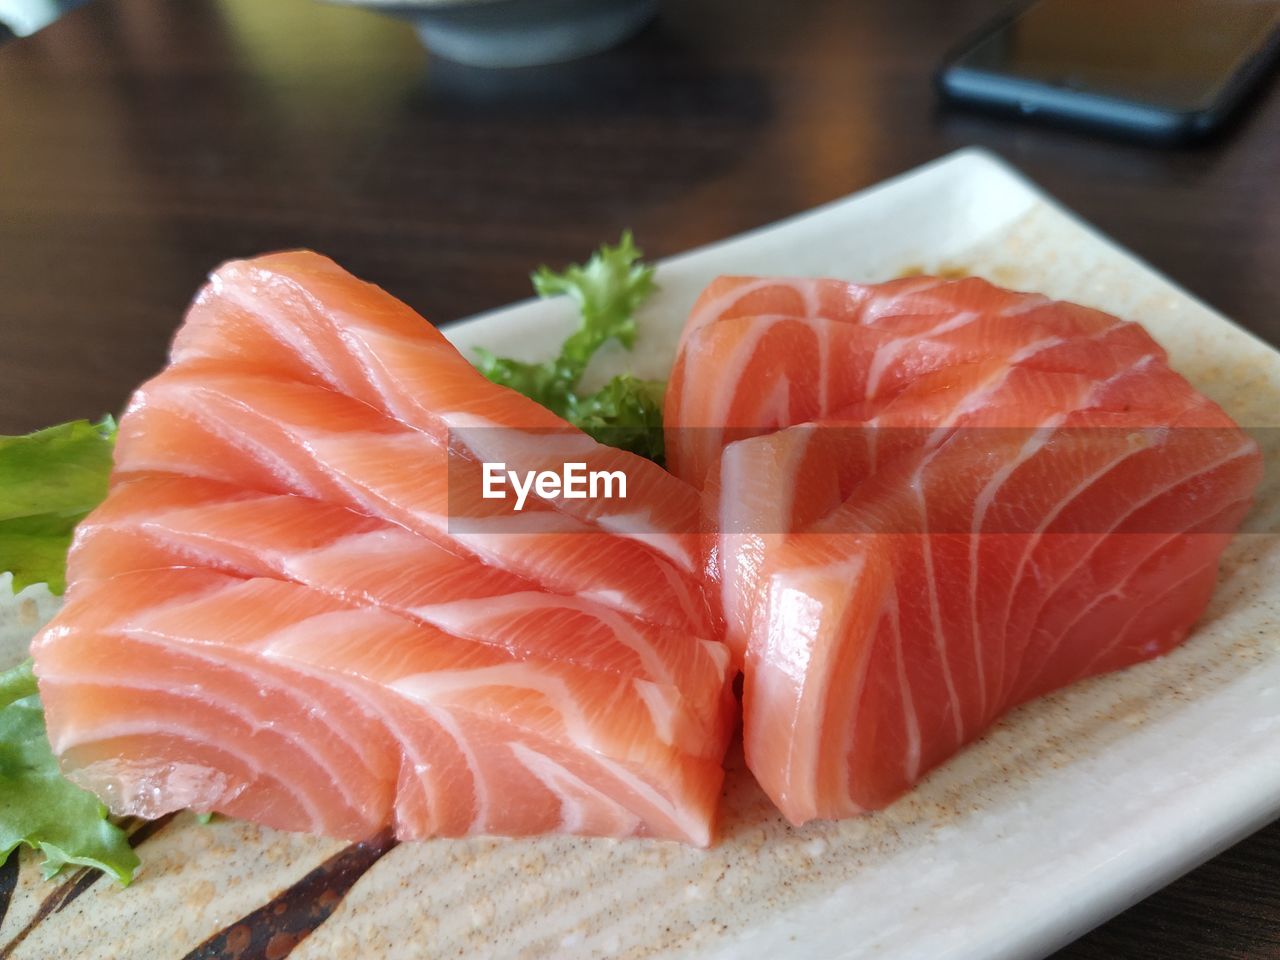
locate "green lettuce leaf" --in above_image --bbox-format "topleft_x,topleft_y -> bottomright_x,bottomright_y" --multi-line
0,660 -> 138,884
0,417 -> 117,595
476,232 -> 665,461
565,375 -> 666,464
0,417 -> 135,884
529,230 -> 656,375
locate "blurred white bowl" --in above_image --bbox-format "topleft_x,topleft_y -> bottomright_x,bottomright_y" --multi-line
326,0 -> 658,68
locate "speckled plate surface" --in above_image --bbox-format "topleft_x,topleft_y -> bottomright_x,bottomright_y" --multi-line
2,148 -> 1277,960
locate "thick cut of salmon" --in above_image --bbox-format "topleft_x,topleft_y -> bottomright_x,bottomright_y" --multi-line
32,252 -> 733,845
666,275 -> 1260,825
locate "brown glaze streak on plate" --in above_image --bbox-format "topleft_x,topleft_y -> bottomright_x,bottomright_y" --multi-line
181,830 -> 398,960
1,867 -> 104,960
0,858 -> 17,933
0,814 -> 178,960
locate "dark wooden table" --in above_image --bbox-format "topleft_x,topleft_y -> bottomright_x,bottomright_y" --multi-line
1,0 -> 1277,956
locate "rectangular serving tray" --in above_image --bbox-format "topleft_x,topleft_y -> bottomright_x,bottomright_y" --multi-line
4,147 -> 1278,960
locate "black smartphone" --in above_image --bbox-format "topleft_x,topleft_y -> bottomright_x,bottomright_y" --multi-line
937,0 -> 1280,143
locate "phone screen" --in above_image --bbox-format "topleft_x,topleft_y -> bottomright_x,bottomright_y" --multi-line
956,0 -> 1280,111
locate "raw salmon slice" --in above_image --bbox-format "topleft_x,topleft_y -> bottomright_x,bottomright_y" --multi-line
666,275 -> 1164,487
32,252 -> 734,844
36,569 -> 724,841
669,275 -> 1260,825
69,475 -> 732,753
173,252 -> 703,575
113,362 -> 714,636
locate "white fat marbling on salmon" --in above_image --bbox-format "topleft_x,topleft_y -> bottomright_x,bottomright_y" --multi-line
887,593 -> 922,783
634,679 -> 679,747
510,742 -> 642,835
1015,439 -> 1258,697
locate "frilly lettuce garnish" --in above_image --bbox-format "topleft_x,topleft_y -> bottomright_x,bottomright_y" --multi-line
476,232 -> 666,462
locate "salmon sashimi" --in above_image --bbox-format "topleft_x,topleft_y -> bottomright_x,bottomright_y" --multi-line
667,275 -> 1260,825
32,252 -> 734,845
38,570 -> 724,841
172,252 -> 703,574
676,276 -> 1172,653
69,475 -> 732,752
113,363 -> 713,636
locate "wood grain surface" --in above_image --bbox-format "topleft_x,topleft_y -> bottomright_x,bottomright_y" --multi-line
0,0 -> 1277,956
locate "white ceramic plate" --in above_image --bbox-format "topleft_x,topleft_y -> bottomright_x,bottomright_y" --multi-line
5,147 -> 1278,960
